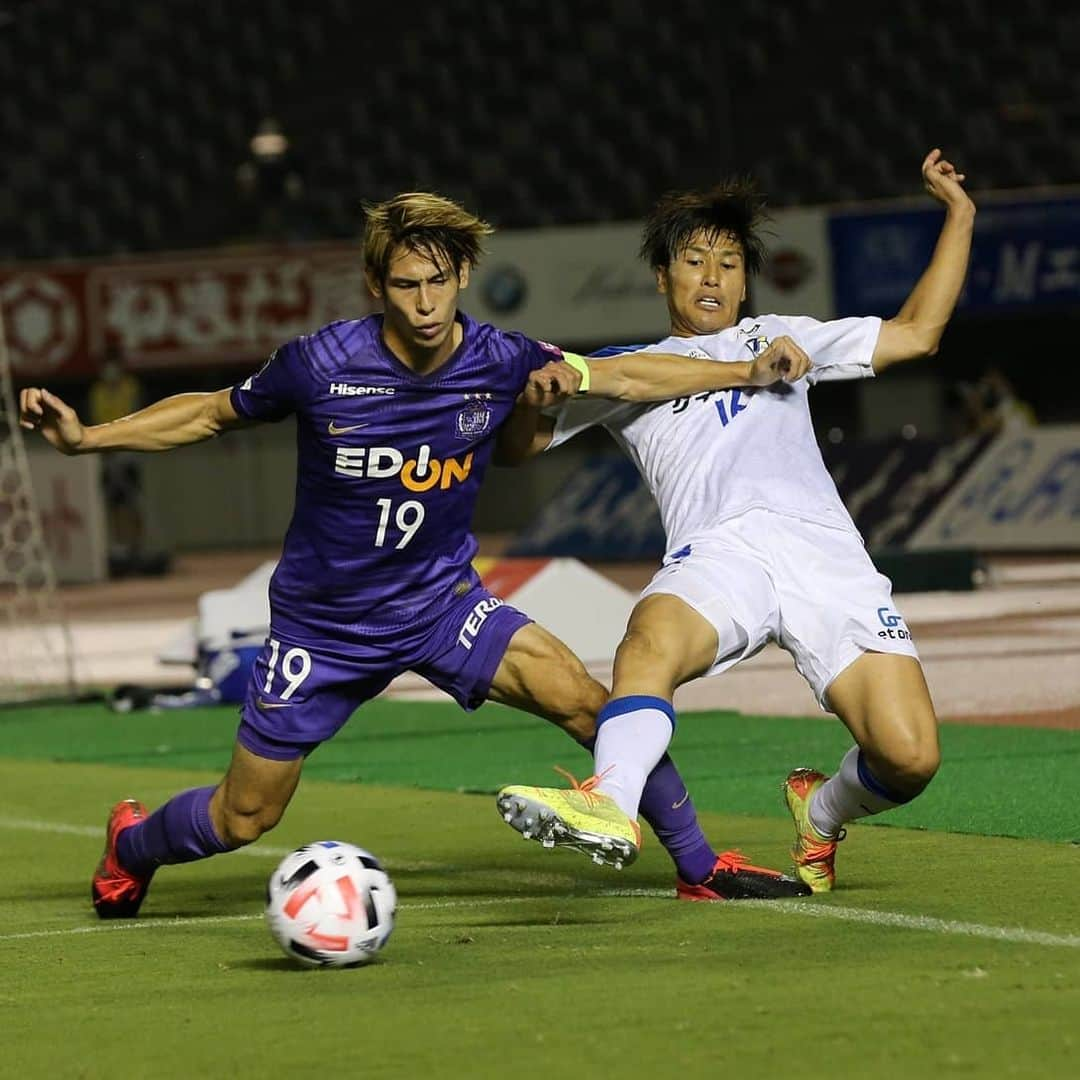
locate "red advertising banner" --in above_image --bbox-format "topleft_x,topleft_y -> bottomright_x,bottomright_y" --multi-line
0,243 -> 376,378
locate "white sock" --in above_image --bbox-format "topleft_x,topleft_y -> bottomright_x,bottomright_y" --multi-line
593,696 -> 674,819
810,745 -> 906,838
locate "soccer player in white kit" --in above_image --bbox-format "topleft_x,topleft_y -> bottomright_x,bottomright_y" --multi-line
497,149 -> 975,891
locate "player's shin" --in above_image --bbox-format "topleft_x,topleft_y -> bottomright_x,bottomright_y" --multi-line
637,754 -> 717,885
576,732 -> 715,883
593,695 -> 676,819
809,746 -> 916,837
116,785 -> 231,875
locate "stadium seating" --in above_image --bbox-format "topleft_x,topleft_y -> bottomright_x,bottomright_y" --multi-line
1,0 -> 1077,259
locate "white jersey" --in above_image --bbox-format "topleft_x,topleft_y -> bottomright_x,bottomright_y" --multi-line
549,314 -> 881,548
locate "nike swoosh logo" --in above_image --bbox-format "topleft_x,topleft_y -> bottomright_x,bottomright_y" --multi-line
671,791 -> 689,810
257,698 -> 294,710
327,420 -> 369,435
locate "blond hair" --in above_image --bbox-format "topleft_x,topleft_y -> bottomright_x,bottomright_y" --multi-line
362,192 -> 494,283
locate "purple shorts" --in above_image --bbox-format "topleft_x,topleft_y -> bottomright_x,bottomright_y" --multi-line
236,583 -> 531,761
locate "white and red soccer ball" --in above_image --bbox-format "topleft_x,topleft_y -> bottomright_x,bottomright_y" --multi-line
265,841 -> 396,967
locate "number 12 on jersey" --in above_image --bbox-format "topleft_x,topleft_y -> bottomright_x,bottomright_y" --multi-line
375,498 -> 425,548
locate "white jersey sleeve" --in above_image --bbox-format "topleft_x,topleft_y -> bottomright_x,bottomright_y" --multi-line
771,315 -> 882,384
547,396 -> 636,450
541,316 -> 877,542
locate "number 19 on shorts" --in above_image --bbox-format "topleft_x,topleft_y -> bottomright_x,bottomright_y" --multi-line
262,639 -> 313,700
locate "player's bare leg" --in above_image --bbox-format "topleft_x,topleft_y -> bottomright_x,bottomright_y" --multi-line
485,620 -> 605,741
827,653 -> 941,797
491,620 -> 715,876
494,612 -> 810,896
209,742 -> 304,848
784,652 -> 940,891
93,742 -> 303,917
599,593 -> 719,817
603,595 -> 808,897
491,621 -> 641,866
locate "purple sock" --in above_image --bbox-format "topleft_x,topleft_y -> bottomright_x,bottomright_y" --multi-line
578,737 -> 716,885
638,754 -> 717,884
116,786 -> 230,876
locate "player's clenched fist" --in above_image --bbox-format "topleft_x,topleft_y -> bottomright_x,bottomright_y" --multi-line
921,148 -> 974,214
18,387 -> 85,454
749,335 -> 812,386
520,360 -> 582,407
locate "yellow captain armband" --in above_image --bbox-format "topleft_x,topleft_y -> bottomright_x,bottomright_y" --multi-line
563,352 -> 591,394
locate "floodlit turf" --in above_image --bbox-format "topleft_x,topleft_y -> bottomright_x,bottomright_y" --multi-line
2,757 -> 1079,1079
2,700 -> 1079,839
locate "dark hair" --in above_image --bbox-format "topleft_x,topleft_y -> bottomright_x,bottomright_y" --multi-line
640,179 -> 770,275
362,192 -> 494,283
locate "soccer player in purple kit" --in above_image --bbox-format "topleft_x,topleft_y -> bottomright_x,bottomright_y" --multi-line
19,192 -> 812,917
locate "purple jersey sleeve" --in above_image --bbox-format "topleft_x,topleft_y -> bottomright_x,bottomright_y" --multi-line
230,338 -> 310,421
496,330 -> 563,389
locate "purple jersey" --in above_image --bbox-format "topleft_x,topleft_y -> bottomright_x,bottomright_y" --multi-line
230,312 -> 557,650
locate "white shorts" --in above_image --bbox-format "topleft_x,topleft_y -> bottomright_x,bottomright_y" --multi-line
640,509 -> 919,709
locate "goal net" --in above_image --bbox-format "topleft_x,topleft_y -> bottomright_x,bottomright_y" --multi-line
0,308 -> 76,703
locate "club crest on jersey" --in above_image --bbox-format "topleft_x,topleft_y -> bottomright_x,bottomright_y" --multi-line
456,393 -> 493,439
743,335 -> 772,357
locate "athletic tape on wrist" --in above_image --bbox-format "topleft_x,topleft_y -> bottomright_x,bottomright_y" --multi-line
562,352 -> 590,394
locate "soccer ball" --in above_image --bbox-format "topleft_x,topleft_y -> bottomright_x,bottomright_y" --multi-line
265,841 -> 396,967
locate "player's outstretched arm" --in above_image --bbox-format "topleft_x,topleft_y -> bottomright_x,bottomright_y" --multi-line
873,149 -> 976,373
583,337 -> 811,400
18,386 -> 249,455
493,337 -> 813,465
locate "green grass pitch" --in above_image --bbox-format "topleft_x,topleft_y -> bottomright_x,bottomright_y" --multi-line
1,702 -> 1078,1078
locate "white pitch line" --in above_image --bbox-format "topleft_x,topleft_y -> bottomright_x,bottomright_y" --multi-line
2,890 -> 1080,950
3,818 -> 1078,951
0,895 -> 591,943
0,816 -> 291,858
766,899 -> 1080,948
1,914 -> 262,942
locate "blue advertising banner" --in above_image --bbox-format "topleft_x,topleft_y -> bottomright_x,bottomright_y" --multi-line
909,426 -> 1080,550
829,196 -> 1080,316
508,456 -> 665,560
511,436 -> 995,562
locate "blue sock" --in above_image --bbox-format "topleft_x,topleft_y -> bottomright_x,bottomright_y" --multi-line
117,786 -> 230,876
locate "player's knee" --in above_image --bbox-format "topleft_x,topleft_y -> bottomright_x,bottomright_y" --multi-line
554,671 -> 606,741
877,735 -> 940,796
901,743 -> 940,793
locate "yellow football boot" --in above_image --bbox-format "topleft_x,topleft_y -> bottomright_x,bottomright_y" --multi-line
497,770 -> 641,870
783,768 -> 845,893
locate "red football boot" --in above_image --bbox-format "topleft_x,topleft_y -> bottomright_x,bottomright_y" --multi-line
91,799 -> 155,919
